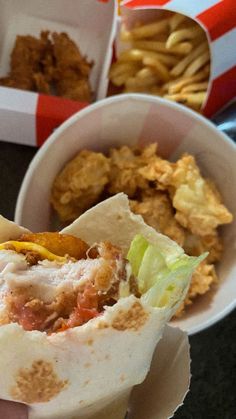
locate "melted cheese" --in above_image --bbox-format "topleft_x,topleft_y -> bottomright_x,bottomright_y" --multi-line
0,241 -> 67,263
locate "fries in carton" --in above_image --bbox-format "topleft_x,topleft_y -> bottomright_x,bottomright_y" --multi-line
0,0 -> 116,146
109,0 -> 236,117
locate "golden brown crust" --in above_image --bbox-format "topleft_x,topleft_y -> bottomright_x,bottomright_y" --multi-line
108,144 -> 156,197
0,31 -> 93,101
51,32 -> 93,102
19,232 -> 90,260
51,150 -> 110,222
11,360 -> 68,403
130,189 -> 185,247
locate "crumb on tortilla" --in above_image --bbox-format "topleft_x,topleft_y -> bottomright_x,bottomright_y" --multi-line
112,301 -> 148,331
11,360 -> 68,403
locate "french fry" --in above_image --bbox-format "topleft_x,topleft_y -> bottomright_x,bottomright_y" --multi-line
169,75 -> 208,94
166,26 -> 204,48
109,62 -> 140,86
181,81 -> 209,93
119,49 -> 178,67
167,42 -> 193,55
109,10 -> 210,113
120,25 -> 133,42
143,50 -> 178,67
169,13 -> 187,31
130,19 -> 169,39
143,56 -> 170,82
110,72 -> 138,87
170,42 -> 208,77
164,92 -> 207,108
125,76 -> 156,92
184,50 -> 210,76
152,33 -> 169,42
163,66 -> 210,94
136,67 -> 158,82
109,62 -> 139,78
119,49 -> 144,62
133,40 -> 193,55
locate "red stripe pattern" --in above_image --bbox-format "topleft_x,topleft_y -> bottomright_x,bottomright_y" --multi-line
36,94 -> 88,147
203,65 -> 236,117
124,0 -> 170,7
197,0 -> 236,41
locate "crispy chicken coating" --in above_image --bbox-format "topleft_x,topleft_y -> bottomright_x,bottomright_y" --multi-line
51,150 -> 110,222
108,143 -> 157,197
19,232 -> 90,260
51,32 -> 93,102
130,190 -> 185,246
0,32 -> 53,93
139,153 -> 175,190
175,260 -> 218,317
0,31 -> 93,101
50,143 -> 233,317
171,155 -> 233,236
141,153 -> 233,236
184,231 -> 223,264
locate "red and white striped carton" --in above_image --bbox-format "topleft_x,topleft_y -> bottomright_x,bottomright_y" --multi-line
0,0 -> 116,146
118,0 -> 236,117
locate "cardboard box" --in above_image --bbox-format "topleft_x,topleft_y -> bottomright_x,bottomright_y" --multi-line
117,0 -> 236,117
0,0 -> 116,146
0,0 -> 235,146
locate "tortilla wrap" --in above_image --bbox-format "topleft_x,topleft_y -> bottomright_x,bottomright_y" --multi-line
0,194 -> 193,419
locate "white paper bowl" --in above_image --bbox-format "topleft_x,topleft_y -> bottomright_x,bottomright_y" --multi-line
15,94 -> 236,335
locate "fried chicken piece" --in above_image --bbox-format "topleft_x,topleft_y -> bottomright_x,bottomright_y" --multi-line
33,72 -> 51,94
175,260 -> 218,317
51,150 -> 110,222
140,153 -> 233,236
184,231 -> 223,264
108,143 -> 157,198
19,232 -> 90,260
51,32 -> 93,102
130,190 -> 185,246
0,31 -> 93,101
0,32 -> 53,93
139,153 -> 175,191
171,154 -> 233,236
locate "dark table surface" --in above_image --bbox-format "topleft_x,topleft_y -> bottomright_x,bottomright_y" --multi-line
0,139 -> 236,419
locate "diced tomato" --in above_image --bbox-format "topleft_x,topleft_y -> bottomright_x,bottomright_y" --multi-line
61,283 -> 100,330
12,304 -> 47,331
77,283 -> 98,310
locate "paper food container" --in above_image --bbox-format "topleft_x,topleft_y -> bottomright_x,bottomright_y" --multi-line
15,94 -> 236,335
0,0 -> 116,146
0,201 -> 191,419
110,0 -> 236,117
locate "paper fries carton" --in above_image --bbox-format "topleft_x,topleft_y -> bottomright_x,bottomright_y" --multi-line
0,0 -> 116,146
111,0 -> 236,117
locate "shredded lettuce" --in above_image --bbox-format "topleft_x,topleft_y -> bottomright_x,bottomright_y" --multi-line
127,234 -> 206,310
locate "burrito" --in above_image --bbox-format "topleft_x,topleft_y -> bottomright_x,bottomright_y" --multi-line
0,194 -> 204,419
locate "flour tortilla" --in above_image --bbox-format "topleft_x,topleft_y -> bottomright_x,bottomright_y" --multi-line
0,194 -> 188,419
